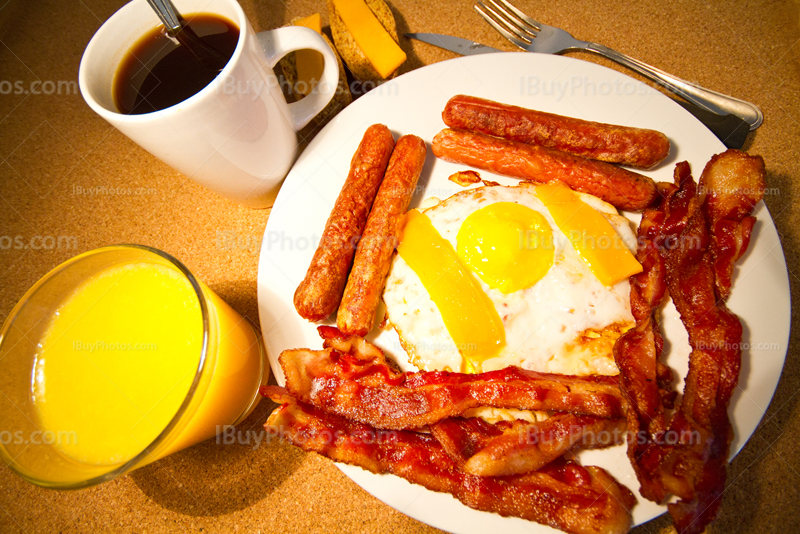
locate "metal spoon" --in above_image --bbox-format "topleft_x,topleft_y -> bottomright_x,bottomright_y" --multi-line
146,0 -> 229,73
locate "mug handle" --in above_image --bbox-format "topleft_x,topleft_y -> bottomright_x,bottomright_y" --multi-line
256,27 -> 340,130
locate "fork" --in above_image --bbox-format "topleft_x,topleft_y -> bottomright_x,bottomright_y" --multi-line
475,0 -> 763,130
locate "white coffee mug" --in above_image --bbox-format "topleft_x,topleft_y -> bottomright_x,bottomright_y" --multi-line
79,0 -> 338,208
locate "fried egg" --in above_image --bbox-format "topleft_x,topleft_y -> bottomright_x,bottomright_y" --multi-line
382,182 -> 639,377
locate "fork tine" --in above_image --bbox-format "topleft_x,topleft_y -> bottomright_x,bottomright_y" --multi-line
474,3 -> 531,50
475,1 -> 532,47
485,0 -> 537,38
495,0 -> 543,31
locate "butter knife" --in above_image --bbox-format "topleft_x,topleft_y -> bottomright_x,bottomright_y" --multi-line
406,32 -> 750,149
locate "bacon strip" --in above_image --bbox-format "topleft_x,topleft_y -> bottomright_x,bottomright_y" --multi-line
613,176 -> 680,503
278,327 -> 627,430
613,149 -> 766,534
699,150 -> 765,300
264,388 -> 636,534
431,414 -> 627,477
659,151 -> 764,533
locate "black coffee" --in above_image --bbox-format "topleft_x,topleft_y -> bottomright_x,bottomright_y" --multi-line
113,14 -> 239,115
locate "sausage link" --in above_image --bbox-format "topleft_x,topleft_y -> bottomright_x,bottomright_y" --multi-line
293,124 -> 395,321
337,135 -> 427,336
432,128 -> 657,211
443,95 -> 670,169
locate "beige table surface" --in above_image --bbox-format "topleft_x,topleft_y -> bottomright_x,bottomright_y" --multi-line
1,0 -> 798,533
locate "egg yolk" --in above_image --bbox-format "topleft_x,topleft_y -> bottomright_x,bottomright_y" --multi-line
535,183 -> 643,286
456,202 -> 554,294
397,210 -> 506,371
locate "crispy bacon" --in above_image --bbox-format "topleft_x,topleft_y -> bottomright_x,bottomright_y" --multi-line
658,151 -> 764,533
613,171 -> 681,503
613,149 -> 766,534
431,414 -> 626,477
699,150 -> 765,300
264,387 -> 636,534
277,328 -> 626,430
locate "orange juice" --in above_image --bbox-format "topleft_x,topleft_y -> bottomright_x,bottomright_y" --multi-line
29,256 -> 263,471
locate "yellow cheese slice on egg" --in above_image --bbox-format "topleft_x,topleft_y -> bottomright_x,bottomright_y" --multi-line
397,209 -> 505,372
331,0 -> 406,79
535,183 -> 642,286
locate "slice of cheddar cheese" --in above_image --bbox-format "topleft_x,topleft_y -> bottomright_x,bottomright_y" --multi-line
397,209 -> 506,372
535,183 -> 643,287
292,13 -> 325,96
331,0 -> 406,79
294,12 -> 322,32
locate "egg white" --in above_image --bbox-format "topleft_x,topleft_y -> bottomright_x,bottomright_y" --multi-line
382,183 -> 637,376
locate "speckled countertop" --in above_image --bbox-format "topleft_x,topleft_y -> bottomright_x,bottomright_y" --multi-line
0,0 -> 798,533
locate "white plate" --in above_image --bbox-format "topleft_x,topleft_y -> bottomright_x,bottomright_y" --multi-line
257,53 -> 790,533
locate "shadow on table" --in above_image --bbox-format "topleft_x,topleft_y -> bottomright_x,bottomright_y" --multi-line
131,271 -> 303,516
130,392 -> 303,517
388,1 -> 425,75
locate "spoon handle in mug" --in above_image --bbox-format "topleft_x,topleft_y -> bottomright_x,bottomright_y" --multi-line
146,0 -> 182,33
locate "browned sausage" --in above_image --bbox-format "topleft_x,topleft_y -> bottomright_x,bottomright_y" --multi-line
293,124 -> 395,322
337,135 -> 427,336
432,128 -> 657,211
443,95 -> 670,169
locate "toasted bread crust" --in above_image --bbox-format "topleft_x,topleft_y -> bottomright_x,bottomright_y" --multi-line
327,0 -> 400,83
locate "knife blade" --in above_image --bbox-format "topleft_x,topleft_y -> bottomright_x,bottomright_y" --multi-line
405,33 -> 501,55
405,32 -> 749,149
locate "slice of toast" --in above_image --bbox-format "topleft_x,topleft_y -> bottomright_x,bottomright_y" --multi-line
327,0 -> 401,84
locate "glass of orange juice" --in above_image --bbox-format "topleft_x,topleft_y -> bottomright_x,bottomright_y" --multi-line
0,244 -> 268,489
